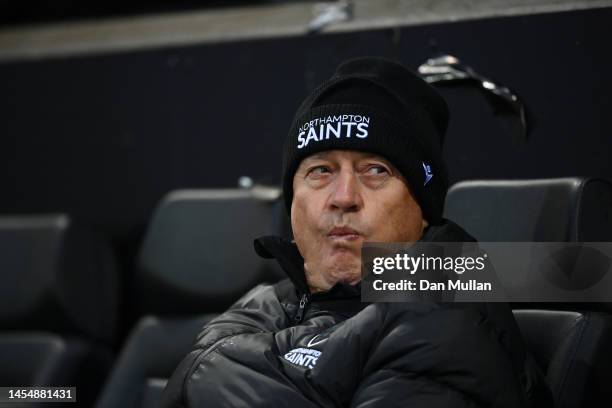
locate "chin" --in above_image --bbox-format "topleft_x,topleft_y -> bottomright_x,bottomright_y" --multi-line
326,259 -> 362,285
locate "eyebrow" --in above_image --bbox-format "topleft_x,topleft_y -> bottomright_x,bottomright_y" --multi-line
359,153 -> 385,160
305,152 -> 332,161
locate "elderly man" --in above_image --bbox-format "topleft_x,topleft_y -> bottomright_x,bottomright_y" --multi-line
160,57 -> 552,407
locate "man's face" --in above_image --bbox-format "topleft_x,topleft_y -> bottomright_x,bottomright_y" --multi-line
291,150 -> 426,292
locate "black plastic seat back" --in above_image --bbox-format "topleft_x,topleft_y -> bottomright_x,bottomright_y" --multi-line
0,214 -> 118,407
444,178 -> 612,242
513,310 -> 612,408
0,214 -> 118,342
95,315 -> 215,408
136,188 -> 285,315
97,187 -> 286,408
445,179 -> 612,407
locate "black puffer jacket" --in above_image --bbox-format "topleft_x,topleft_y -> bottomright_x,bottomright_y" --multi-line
160,220 -> 553,408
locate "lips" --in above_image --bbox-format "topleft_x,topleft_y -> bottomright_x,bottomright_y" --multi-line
328,226 -> 361,241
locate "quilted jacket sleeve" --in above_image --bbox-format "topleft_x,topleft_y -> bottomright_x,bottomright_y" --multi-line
345,303 -> 539,408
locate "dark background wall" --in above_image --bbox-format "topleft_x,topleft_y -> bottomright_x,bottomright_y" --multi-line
1,7 -> 610,277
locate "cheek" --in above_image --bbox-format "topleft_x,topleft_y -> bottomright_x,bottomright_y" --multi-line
290,201 -> 304,241
395,201 -> 423,240
366,185 -> 423,242
291,190 -> 321,251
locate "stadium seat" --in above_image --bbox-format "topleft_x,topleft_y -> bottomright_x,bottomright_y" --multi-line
95,187 -> 286,408
135,187 -> 286,315
444,178 -> 612,408
444,178 -> 612,242
513,309 -> 612,408
0,214 -> 119,407
93,315 -> 215,408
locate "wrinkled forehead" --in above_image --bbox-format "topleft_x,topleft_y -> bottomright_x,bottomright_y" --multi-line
296,149 -> 393,168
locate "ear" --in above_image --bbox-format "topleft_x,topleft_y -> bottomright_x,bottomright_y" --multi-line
421,218 -> 429,231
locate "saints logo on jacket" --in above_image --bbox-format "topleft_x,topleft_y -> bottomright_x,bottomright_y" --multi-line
283,332 -> 330,369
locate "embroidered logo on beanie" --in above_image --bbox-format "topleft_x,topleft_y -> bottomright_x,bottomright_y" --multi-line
297,114 -> 370,149
422,162 -> 433,186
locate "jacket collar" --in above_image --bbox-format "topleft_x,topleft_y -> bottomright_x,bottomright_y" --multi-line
254,218 -> 476,296
254,235 -> 311,295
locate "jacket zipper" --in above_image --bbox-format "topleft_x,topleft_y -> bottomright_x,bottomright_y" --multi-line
294,293 -> 310,324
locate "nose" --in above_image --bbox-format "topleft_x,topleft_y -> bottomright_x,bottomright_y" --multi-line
329,168 -> 363,212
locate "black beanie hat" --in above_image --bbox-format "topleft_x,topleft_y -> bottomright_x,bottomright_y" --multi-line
282,57 -> 449,224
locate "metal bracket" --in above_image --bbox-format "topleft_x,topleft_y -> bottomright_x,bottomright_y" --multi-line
419,54 -> 531,141
308,1 -> 353,34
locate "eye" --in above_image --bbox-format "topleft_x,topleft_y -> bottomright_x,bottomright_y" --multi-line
306,165 -> 332,178
360,164 -> 391,188
311,166 -> 330,174
364,165 -> 389,175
